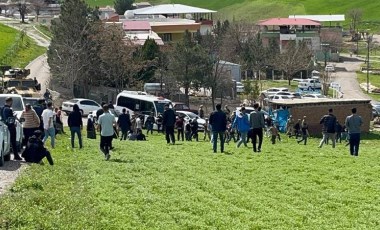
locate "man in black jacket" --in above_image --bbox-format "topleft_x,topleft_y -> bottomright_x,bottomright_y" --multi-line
2,97 -> 22,160
163,103 -> 176,144
209,104 -> 227,153
319,108 -> 337,148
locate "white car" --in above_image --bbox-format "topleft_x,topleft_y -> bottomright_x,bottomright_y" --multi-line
0,120 -> 11,166
325,64 -> 335,72
302,94 -> 327,99
62,98 -> 102,116
0,94 -> 25,153
176,110 -> 205,131
261,87 -> 289,97
298,79 -> 322,91
236,82 -> 244,94
270,95 -> 292,100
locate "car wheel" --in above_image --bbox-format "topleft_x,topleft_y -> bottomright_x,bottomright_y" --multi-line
80,109 -> 84,116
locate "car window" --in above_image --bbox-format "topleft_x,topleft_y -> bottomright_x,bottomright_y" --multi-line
87,101 -> 99,107
80,100 -> 89,105
0,96 -> 24,111
69,99 -> 79,103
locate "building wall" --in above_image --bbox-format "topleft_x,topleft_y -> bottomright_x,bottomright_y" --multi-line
278,102 -> 371,135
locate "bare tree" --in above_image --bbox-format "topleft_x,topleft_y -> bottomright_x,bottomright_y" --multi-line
347,8 -> 363,41
275,40 -> 312,85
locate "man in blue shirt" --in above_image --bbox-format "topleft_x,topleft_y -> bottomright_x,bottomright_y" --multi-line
345,107 -> 363,156
97,105 -> 116,160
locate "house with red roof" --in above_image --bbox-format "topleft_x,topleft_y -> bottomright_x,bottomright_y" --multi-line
122,21 -> 164,45
258,18 -> 321,52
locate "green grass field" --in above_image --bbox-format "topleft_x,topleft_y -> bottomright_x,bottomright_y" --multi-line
0,24 -> 46,68
1,130 -> 380,229
86,0 -> 380,28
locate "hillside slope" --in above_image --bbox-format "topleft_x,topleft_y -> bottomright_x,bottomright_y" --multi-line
87,0 -> 380,25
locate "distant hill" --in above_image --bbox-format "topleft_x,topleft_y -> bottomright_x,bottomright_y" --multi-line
87,0 -> 380,30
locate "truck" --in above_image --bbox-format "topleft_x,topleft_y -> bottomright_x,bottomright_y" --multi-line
1,67 -> 41,97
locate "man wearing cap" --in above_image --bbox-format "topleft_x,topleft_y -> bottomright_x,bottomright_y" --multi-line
163,103 -> 176,144
2,97 -> 22,160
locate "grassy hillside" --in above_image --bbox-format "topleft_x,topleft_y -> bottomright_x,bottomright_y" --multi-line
1,130 -> 380,228
0,24 -> 46,68
87,0 -> 380,29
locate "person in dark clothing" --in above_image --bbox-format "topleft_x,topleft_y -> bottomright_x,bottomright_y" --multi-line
22,130 -> 54,165
68,104 -> 83,148
293,119 -> 301,139
156,113 -> 163,133
136,129 -> 146,141
87,114 -> 96,139
33,99 -> 45,135
163,104 -> 176,144
297,117 -> 309,145
249,103 -> 265,153
175,116 -> 184,141
185,123 -> 192,141
146,112 -> 155,135
2,97 -> 22,160
319,108 -> 337,148
108,100 -> 114,109
117,108 -> 131,141
96,102 -> 106,121
190,118 -> 198,141
209,104 -> 227,153
335,120 -> 343,143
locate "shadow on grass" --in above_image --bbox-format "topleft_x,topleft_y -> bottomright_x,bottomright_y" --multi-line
109,158 -> 134,164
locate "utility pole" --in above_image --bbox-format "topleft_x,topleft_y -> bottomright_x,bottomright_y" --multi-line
366,35 -> 373,93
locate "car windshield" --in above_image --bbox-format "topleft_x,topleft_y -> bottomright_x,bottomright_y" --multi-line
185,112 -> 198,119
23,98 -> 40,107
0,96 -> 24,111
154,101 -> 166,115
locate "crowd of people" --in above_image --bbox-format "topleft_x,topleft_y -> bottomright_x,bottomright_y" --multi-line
0,96 -> 364,165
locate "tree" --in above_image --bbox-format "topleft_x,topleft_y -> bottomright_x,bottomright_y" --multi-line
29,0 -> 46,22
241,34 -> 268,80
275,40 -> 312,85
136,38 -> 160,83
170,31 -> 210,106
47,0 -> 100,97
347,8 -> 363,33
114,0 -> 133,15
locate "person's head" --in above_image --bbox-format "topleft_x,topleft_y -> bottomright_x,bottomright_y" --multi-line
101,102 -> 106,107
241,107 -> 246,113
352,107 -> 357,114
216,104 -> 222,111
54,107 -> 58,112
5,97 -> 12,106
109,100 -> 113,104
38,99 -> 45,105
73,104 -> 80,112
258,106 -> 262,111
47,101 -> 53,109
200,105 -> 203,108
253,103 -> 259,109
164,103 -> 170,110
328,108 -> 333,113
103,104 -> 109,112
137,129 -> 142,134
122,108 -> 126,114
33,130 -> 42,139
25,104 -> 31,111
59,106 -> 62,110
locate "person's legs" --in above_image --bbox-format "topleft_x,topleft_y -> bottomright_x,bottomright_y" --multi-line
330,133 -> 336,148
100,135 -> 106,155
219,131 -> 225,152
9,127 -> 20,159
237,131 -> 245,148
77,128 -> 82,148
180,129 -> 184,141
44,150 -> 54,165
257,128 -> 263,151
165,126 -> 170,144
252,129 -> 258,152
349,134 -> 355,155
271,135 -> 276,144
351,133 -> 360,156
70,127 -> 75,148
48,127 -> 55,148
169,126 -> 175,144
355,134 -> 361,156
319,133 -> 327,148
212,131 -> 218,152
304,135 -> 307,145
43,129 -> 49,143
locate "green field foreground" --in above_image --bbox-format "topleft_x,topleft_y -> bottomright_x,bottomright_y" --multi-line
0,23 -> 46,67
1,131 -> 380,229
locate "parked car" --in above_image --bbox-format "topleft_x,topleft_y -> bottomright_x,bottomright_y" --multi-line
176,110 -> 205,131
236,82 -> 244,94
171,102 -> 198,114
62,98 -> 102,116
298,79 -> 322,91
261,87 -> 289,97
270,95 -> 292,100
0,94 -> 25,152
371,103 -> 380,120
302,94 -> 327,99
0,120 -> 11,166
325,64 -> 335,72
291,92 -> 303,99
274,91 -> 294,97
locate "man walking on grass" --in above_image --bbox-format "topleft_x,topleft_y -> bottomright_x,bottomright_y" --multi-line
345,108 -> 363,156
42,101 -> 55,149
249,103 -> 265,152
319,108 -> 337,148
97,105 -> 116,160
163,103 -> 176,144
209,104 -> 227,153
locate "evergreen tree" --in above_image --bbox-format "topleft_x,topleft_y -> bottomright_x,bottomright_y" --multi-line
114,0 -> 134,15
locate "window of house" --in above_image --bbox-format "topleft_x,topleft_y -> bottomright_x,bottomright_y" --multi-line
161,33 -> 172,42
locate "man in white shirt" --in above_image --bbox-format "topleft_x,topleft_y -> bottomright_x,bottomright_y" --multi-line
97,104 -> 116,160
42,101 -> 55,148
